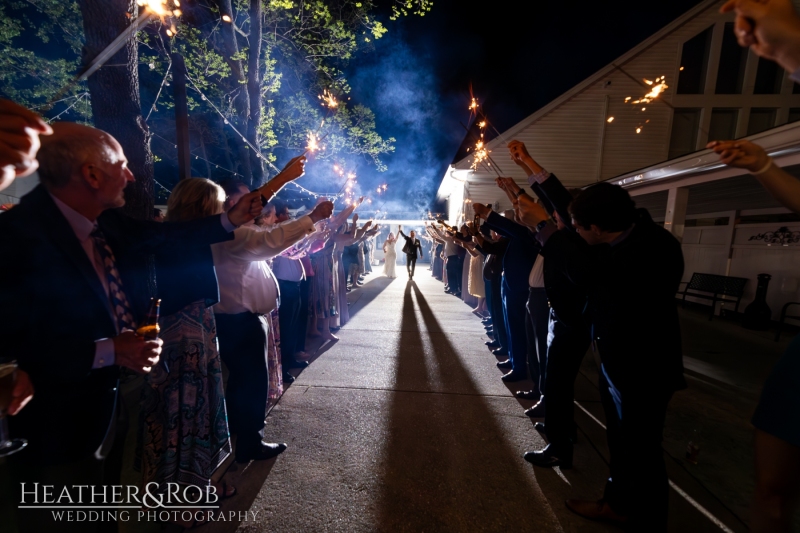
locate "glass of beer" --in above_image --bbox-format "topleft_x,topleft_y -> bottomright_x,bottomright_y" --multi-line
0,361 -> 28,457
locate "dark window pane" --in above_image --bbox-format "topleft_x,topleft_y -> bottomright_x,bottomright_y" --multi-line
685,217 -> 730,227
669,109 -> 701,159
677,26 -> 713,94
747,108 -> 777,135
789,108 -> 800,123
753,58 -> 784,94
708,109 -> 739,141
716,23 -> 748,94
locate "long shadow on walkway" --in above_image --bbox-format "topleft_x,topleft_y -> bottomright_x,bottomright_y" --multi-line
375,281 -> 562,532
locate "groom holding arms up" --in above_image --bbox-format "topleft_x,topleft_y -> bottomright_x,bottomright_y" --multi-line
398,225 -> 423,280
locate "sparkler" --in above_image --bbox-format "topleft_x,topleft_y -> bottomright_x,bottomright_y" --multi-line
460,121 -> 502,176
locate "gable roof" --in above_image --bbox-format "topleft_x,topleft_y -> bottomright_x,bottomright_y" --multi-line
455,0 -> 721,166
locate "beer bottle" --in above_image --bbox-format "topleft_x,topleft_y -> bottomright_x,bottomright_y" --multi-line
136,298 -> 161,340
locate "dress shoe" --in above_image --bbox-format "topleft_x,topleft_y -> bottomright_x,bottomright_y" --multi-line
282,371 -> 295,384
524,398 -> 546,417
523,443 -> 573,469
295,351 -> 312,361
485,341 -> 501,349
533,421 -> 546,434
453,292 -> 461,298
515,389 -> 541,400
565,499 -> 628,525
482,318 -> 492,325
496,359 -> 512,369
491,348 -> 508,357
236,442 -> 288,463
284,359 -> 310,369
501,370 -> 526,382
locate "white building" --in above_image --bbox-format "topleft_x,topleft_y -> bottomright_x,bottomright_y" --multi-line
437,0 -> 800,317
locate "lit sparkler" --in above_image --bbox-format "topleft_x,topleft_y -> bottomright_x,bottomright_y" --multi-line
620,74 -> 668,134
319,89 -> 339,109
306,131 -> 320,154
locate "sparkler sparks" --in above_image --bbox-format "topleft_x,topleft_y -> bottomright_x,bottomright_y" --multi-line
621,75 -> 668,134
306,131 -> 319,153
319,89 -> 339,109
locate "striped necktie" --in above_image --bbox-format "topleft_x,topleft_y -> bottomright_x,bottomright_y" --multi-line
91,226 -> 137,332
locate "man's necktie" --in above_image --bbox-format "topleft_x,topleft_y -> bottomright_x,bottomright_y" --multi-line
91,226 -> 137,332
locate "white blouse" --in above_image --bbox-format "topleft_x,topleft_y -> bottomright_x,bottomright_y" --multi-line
212,217 -> 316,315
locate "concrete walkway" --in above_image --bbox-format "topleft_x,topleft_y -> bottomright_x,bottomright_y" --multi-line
194,272 -> 750,533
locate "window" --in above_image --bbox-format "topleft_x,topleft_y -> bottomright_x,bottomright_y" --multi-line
685,217 -> 730,227
747,108 -> 777,135
677,26 -> 714,94
668,109 -> 701,159
708,109 -> 739,141
753,58 -> 784,94
789,108 -> 800,124
716,23 -> 748,94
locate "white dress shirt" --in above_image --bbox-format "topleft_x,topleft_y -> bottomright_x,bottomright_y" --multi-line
529,254 -> 545,288
212,216 -> 316,315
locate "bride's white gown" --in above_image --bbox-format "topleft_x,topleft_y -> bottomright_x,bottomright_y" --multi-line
383,240 -> 398,278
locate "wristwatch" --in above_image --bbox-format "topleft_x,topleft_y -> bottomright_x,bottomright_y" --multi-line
535,220 -> 549,233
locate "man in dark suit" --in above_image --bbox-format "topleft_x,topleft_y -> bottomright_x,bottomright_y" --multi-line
0,123 -> 262,532
473,204 -> 540,383
516,164 -> 685,531
398,226 -> 423,279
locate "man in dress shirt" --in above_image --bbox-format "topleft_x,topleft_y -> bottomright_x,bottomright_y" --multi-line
213,182 -> 333,463
272,205 -> 312,382
0,122 -> 263,532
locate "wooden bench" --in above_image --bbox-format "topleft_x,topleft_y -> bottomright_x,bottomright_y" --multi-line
678,273 -> 748,321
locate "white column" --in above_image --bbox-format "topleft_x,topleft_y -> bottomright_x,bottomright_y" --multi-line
664,187 -> 689,241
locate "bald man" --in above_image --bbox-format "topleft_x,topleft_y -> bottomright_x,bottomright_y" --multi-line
0,123 -> 262,532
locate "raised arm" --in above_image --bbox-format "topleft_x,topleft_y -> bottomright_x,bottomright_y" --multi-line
709,139 -> 800,214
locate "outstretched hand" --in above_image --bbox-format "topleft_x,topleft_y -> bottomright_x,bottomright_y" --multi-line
720,0 -> 800,73
228,191 -> 264,226
472,203 -> 491,219
707,139 -> 770,172
0,99 -> 53,191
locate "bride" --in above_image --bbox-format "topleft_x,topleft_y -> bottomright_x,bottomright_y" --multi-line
383,231 -> 398,278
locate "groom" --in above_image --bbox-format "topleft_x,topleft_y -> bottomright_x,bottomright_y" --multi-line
398,225 -> 423,279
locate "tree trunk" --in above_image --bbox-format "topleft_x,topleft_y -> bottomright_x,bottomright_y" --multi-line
78,0 -> 154,220
217,0 -> 253,186
247,0 -> 264,187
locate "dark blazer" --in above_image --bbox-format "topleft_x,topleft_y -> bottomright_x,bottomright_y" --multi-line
483,211 -> 540,294
530,175 -> 590,329
398,230 -> 422,259
0,185 -> 233,464
542,206 -> 686,393
155,244 -> 219,317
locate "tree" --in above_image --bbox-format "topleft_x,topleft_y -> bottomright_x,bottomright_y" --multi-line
79,0 -> 154,220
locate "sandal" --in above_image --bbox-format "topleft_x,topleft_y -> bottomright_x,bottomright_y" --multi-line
215,480 -> 237,499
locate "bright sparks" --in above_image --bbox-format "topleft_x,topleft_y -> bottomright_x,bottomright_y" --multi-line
306,131 -> 319,153
469,98 -> 479,112
629,76 -> 668,104
222,14 -> 232,22
319,89 -> 339,109
607,117 -> 615,123
622,75 -> 668,134
136,1 -> 180,34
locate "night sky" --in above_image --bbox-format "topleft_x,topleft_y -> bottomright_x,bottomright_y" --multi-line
343,0 -> 706,214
